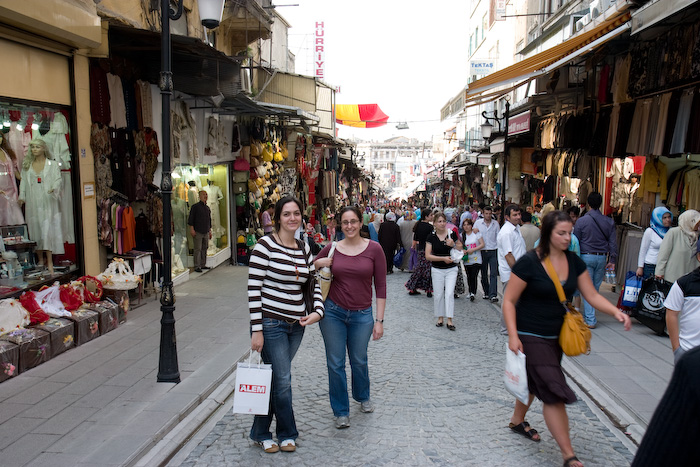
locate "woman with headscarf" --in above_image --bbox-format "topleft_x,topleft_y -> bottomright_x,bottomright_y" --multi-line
637,207 -> 673,279
399,210 -> 417,271
655,209 -> 700,284
368,213 -> 380,242
405,208 -> 435,296
378,212 -> 403,274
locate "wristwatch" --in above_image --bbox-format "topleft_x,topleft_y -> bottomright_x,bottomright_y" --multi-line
375,319 -> 384,323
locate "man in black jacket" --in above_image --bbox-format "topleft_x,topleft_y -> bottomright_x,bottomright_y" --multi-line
378,212 -> 403,274
188,190 -> 212,272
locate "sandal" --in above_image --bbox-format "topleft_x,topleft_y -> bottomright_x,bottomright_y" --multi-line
436,320 -> 444,327
563,456 -> 583,467
509,421 -> 541,442
447,323 -> 456,331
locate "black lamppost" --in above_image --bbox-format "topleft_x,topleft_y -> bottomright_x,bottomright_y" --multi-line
158,0 -> 226,383
481,101 -> 510,221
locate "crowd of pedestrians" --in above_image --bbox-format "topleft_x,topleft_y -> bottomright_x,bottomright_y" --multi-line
245,194 -> 700,465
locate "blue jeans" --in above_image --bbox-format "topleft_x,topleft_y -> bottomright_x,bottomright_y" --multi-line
581,254 -> 608,326
319,298 -> 374,417
250,318 -> 305,442
481,250 -> 498,298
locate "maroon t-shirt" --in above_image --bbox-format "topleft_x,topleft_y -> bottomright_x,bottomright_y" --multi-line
316,240 -> 387,310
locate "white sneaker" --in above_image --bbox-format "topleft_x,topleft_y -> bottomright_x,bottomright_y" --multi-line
280,439 -> 296,452
360,400 -> 375,413
256,439 -> 279,453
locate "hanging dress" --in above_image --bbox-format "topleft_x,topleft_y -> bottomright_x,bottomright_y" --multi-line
0,149 -> 25,226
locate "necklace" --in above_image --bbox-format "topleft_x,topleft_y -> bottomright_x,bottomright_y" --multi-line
274,234 -> 300,280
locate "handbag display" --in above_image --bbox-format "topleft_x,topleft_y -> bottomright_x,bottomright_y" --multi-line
318,242 -> 336,301
543,257 -> 591,356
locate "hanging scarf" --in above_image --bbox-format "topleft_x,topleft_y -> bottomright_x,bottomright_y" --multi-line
650,206 -> 672,238
677,209 -> 700,243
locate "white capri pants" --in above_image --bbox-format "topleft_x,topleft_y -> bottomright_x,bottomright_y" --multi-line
432,266 -> 458,318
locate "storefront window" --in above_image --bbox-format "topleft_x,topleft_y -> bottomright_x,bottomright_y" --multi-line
0,102 -> 78,297
171,163 -> 229,273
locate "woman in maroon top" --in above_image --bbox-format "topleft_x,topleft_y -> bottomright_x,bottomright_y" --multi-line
314,206 -> 387,429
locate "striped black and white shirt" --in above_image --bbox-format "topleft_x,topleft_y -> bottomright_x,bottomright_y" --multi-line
248,235 -> 324,332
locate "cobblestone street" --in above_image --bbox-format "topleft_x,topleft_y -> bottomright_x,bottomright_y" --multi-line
173,271 -> 635,467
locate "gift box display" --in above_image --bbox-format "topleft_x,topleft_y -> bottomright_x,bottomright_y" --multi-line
65,308 -> 100,346
0,328 -> 51,374
80,301 -> 119,335
0,341 -> 19,383
101,289 -> 129,324
31,318 -> 75,358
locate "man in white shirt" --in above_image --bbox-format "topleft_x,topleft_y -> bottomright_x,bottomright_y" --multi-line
474,206 -> 500,302
664,243 -> 700,364
496,204 -> 526,334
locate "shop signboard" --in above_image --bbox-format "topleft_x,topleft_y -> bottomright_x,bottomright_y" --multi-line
508,111 -> 530,135
315,21 -> 325,79
496,0 -> 507,21
478,155 -> 492,166
470,60 -> 495,76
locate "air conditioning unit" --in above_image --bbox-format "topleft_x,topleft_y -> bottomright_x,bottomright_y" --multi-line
590,0 -> 601,18
575,13 -> 591,31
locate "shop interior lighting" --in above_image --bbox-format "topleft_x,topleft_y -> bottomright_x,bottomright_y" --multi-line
31,123 -> 39,131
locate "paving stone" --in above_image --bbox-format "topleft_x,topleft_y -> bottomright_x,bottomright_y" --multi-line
173,273 -> 636,466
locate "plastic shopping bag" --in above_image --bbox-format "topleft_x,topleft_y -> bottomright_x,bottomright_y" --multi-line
621,271 -> 643,308
393,247 -> 406,268
232,353 -> 273,415
504,350 -> 529,404
408,247 -> 418,271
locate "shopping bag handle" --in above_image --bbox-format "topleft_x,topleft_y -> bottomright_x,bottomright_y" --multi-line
248,350 -> 264,367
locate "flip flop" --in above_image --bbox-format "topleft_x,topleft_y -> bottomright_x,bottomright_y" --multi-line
563,456 -> 583,467
436,321 -> 444,327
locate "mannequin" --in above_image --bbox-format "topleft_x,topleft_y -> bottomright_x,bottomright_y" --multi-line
186,180 -> 198,206
203,179 -> 225,240
0,133 -> 25,226
18,138 -> 64,274
621,174 -> 641,223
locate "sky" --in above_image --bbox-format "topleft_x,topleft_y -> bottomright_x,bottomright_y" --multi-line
278,0 -> 470,143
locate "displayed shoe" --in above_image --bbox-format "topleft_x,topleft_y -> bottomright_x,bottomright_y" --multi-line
408,290 -> 421,296
482,294 -> 490,300
279,439 -> 296,452
427,291 -> 433,298
194,268 -> 202,273
256,439 -> 280,453
469,294 -> 475,302
490,296 -> 499,303
335,416 -> 350,429
360,400 -> 375,413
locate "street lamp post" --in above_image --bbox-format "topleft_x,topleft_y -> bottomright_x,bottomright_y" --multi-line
480,101 -> 510,220
158,0 -> 225,383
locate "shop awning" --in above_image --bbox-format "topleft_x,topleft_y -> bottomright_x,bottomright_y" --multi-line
335,104 -> 389,128
466,11 -> 632,99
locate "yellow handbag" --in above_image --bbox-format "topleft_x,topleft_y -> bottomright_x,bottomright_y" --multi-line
543,257 -> 591,357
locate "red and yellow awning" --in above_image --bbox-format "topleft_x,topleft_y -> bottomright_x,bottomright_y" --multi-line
335,104 -> 389,128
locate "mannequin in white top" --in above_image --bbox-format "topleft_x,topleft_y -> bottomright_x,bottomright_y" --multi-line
18,138 -> 64,274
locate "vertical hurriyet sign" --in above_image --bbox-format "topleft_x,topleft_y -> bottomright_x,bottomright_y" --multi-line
315,21 -> 325,79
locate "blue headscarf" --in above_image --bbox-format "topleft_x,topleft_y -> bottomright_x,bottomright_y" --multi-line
415,208 -> 421,221
650,206 -> 672,238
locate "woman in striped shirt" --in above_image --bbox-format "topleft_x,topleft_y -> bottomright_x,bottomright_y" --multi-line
248,196 -> 324,453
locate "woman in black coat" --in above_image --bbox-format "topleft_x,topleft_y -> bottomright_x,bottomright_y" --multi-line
378,212 -> 403,274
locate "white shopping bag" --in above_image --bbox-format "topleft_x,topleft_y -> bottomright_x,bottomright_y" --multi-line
504,350 -> 529,404
232,353 -> 273,415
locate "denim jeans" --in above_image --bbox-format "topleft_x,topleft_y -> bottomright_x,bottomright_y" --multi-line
481,250 -> 498,298
581,254 -> 608,326
432,266 -> 458,318
250,317 -> 305,442
319,298 -> 374,417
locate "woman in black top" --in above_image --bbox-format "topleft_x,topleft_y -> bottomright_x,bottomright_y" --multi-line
503,211 -> 631,467
405,208 -> 435,296
425,212 -> 462,330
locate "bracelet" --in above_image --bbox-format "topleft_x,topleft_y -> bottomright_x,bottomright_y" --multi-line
375,319 -> 384,323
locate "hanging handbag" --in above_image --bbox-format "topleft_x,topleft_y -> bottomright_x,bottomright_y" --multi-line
543,256 -> 591,357
317,242 -> 336,301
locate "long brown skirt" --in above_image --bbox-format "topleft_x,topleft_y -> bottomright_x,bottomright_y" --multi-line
520,334 -> 577,405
